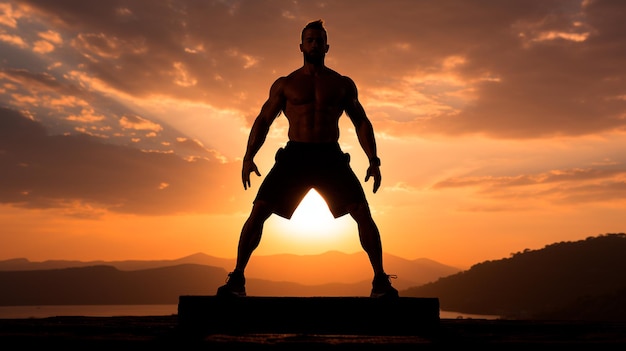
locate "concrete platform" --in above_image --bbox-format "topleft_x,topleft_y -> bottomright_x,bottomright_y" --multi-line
178,296 -> 439,335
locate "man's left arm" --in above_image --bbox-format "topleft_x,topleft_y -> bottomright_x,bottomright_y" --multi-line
344,77 -> 382,193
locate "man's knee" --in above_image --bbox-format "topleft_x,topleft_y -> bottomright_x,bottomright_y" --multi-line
250,200 -> 273,220
347,202 -> 372,219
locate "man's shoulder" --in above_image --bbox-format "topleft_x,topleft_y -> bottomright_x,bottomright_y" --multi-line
279,67 -> 354,88
323,67 -> 351,79
269,75 -> 290,90
283,66 -> 349,78
323,68 -> 355,85
285,67 -> 306,78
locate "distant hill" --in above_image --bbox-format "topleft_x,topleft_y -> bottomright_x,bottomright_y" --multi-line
0,264 -> 226,305
0,251 -> 460,292
0,261 -> 445,304
7,234 -> 625,320
403,233 -> 626,321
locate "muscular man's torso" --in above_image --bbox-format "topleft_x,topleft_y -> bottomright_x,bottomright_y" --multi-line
280,67 -> 351,143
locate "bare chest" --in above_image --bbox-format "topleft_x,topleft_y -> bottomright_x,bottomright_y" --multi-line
283,75 -> 346,107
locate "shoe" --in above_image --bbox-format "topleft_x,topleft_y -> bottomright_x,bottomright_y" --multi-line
216,270 -> 246,297
370,273 -> 399,298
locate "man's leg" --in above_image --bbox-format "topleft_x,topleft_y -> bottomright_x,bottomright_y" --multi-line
235,201 -> 273,272
348,202 -> 385,275
216,201 -> 273,297
349,202 -> 398,298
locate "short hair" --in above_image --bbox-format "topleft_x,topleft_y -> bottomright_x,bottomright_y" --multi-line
301,19 -> 327,41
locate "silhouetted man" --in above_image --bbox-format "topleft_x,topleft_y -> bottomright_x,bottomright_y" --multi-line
217,19 -> 398,298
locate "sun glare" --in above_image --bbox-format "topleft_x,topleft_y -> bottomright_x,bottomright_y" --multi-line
267,189 -> 355,250
291,189 -> 335,230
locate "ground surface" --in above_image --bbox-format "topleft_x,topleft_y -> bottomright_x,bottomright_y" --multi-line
1,315 -> 625,350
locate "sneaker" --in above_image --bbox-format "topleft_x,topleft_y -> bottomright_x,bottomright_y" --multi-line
216,270 -> 246,297
370,273 -> 399,298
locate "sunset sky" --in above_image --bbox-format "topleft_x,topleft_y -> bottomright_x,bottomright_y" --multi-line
1,0 -> 625,270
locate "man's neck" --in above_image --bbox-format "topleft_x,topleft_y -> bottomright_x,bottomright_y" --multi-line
302,61 -> 326,75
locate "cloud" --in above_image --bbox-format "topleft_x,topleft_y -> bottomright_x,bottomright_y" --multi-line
0,33 -> 28,48
433,165 -> 626,207
0,107 -> 245,216
0,2 -> 21,28
6,0 -> 623,141
32,39 -> 55,54
119,114 -> 163,132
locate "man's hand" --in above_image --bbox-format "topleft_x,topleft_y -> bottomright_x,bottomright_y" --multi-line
242,159 -> 261,190
364,165 -> 381,193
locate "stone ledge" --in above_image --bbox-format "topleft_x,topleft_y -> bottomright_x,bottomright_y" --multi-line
178,296 -> 439,335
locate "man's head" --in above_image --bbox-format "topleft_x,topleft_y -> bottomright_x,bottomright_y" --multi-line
301,19 -> 327,42
300,19 -> 329,65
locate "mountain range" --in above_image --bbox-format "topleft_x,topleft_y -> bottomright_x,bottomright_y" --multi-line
0,250 -> 460,290
0,251 -> 459,302
2,233 -> 625,321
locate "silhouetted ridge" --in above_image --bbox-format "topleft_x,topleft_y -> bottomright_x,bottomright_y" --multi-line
0,264 -> 226,305
404,233 -> 626,321
0,252 -> 460,292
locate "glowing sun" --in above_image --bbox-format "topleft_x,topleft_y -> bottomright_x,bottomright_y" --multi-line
290,189 -> 336,230
270,189 -> 354,245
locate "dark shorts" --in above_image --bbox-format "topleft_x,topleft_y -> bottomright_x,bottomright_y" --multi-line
254,141 -> 367,219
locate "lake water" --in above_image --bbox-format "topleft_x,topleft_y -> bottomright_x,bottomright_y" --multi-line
0,305 -> 500,320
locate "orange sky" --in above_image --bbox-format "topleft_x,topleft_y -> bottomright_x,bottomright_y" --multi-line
1,0 -> 625,270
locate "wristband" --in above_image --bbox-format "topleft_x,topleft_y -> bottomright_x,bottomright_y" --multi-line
369,157 -> 381,167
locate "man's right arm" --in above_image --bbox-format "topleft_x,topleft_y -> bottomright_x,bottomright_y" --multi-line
343,76 -> 382,193
242,77 -> 286,190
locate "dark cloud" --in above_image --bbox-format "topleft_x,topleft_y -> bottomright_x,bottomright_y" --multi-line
0,107 -> 245,216
388,0 -> 626,138
17,0 -> 301,110
432,165 -> 626,206
7,0 -> 626,139
1,68 -> 82,97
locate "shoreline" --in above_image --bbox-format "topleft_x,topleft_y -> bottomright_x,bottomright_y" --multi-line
0,304 -> 500,320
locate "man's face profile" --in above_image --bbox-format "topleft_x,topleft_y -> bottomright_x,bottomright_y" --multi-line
300,29 -> 329,65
